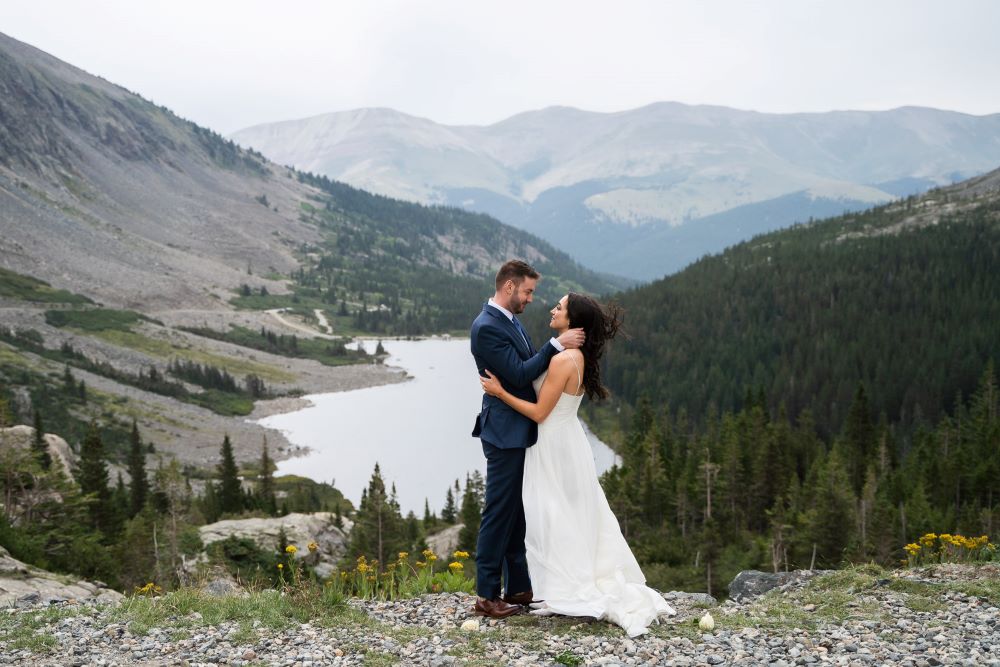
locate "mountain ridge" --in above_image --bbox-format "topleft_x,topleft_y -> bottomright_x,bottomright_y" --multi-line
231,103 -> 1000,279
0,31 -> 618,313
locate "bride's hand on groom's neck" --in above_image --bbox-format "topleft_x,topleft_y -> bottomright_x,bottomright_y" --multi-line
557,328 -> 585,350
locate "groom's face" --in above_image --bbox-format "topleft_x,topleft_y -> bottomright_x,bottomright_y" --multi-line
508,277 -> 537,314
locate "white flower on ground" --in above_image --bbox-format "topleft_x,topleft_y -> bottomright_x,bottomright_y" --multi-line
699,612 -> 715,632
460,619 -> 480,632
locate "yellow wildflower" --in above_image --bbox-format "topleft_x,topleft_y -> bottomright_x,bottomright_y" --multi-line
422,548 -> 438,561
277,563 -> 284,570
398,552 -> 409,560
308,542 -> 319,553
453,550 -> 470,560
448,561 -> 463,572
415,561 -> 426,569
285,544 -> 298,554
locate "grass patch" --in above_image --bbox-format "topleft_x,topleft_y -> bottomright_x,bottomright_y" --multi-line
362,651 -> 398,666
554,651 -> 584,666
948,578 -> 1000,604
716,565 -> 894,632
91,329 -> 294,383
45,308 -> 145,332
0,606 -> 83,654
0,267 -> 92,304
111,588 -> 351,636
187,390 -> 255,417
180,325 -> 367,367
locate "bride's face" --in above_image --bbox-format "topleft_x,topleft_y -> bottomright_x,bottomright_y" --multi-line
549,295 -> 570,331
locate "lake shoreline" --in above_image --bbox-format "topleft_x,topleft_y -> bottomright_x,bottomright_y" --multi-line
255,338 -> 619,514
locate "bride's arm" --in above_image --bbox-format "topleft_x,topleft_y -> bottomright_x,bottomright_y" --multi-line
480,354 -> 575,423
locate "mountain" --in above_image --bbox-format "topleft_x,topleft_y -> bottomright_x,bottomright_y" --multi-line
590,167 -> 1000,440
0,31 -> 621,468
231,104 -> 1000,280
0,32 -> 618,313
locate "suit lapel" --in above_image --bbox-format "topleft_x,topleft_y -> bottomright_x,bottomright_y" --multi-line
484,304 -> 531,357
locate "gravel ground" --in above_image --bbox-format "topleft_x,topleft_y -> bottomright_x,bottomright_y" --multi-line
3,566 -> 998,666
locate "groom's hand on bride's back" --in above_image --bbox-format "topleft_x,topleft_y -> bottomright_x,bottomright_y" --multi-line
557,328 -> 585,349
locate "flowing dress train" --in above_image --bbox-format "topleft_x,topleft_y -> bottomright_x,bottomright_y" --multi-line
522,362 -> 675,637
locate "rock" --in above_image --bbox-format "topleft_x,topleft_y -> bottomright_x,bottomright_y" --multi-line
196,512 -> 351,575
0,425 -> 75,478
0,546 -> 123,606
664,591 -> 718,606
727,569 -> 831,601
426,524 -> 463,559
199,569 -> 241,597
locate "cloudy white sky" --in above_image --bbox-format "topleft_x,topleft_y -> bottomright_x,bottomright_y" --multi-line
6,0 -> 1000,135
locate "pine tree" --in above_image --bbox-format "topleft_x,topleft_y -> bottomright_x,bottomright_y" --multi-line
441,484 -> 457,524
346,463 -> 407,567
257,437 -> 277,516
0,380 -> 11,427
217,435 -> 243,515
457,475 -> 482,553
62,365 -> 76,393
154,459 -> 189,576
405,510 -> 420,546
808,447 -> 858,567
78,421 -> 112,535
842,384 -> 876,493
423,498 -> 436,529
32,410 -> 52,470
126,421 -> 148,517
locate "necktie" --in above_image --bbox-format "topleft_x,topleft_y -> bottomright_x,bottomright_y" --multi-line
512,317 -> 530,350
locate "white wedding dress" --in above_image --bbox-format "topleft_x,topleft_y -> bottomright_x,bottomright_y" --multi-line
522,364 -> 675,637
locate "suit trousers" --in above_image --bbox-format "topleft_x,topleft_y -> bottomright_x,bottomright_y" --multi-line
475,440 -> 531,599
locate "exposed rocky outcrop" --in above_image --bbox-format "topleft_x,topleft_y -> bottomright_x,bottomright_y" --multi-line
425,523 -> 462,559
727,568 -> 833,601
197,512 -> 353,578
0,425 -> 74,477
0,545 -> 122,606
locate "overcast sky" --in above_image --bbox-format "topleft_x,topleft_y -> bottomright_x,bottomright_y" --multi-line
6,0 -> 1000,135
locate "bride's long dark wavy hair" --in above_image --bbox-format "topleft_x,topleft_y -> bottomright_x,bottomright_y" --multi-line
566,293 -> 624,401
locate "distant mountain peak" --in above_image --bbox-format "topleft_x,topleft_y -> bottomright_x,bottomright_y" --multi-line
231,102 -> 1000,279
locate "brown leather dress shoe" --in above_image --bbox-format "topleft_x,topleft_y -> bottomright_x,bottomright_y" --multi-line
473,597 -> 521,619
502,591 -> 542,606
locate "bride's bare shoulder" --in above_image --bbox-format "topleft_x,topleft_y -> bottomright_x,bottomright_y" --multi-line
552,349 -> 584,367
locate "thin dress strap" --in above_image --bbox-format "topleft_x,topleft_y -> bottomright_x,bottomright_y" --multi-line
568,353 -> 583,394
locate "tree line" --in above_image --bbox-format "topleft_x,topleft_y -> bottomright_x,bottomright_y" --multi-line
600,362 -> 998,595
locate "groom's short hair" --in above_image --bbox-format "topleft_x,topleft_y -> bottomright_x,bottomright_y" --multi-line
495,260 -> 540,290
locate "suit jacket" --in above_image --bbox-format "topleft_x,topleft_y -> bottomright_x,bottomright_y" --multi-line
470,302 -> 558,449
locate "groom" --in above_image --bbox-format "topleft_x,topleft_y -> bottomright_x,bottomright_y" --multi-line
470,259 -> 584,618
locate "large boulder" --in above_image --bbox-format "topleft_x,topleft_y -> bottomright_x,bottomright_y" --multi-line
0,546 -> 123,607
198,512 -> 352,578
727,569 -> 831,602
426,524 -> 463,559
0,425 -> 75,478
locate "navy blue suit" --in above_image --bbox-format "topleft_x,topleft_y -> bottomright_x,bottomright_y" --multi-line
470,303 -> 558,599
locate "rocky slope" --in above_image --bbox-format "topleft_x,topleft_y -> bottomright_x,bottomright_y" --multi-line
231,105 -> 1000,279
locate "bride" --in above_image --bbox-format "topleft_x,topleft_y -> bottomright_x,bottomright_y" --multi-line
479,293 -> 675,637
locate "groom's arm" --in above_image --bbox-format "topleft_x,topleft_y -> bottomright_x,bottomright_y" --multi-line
477,324 -> 557,390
